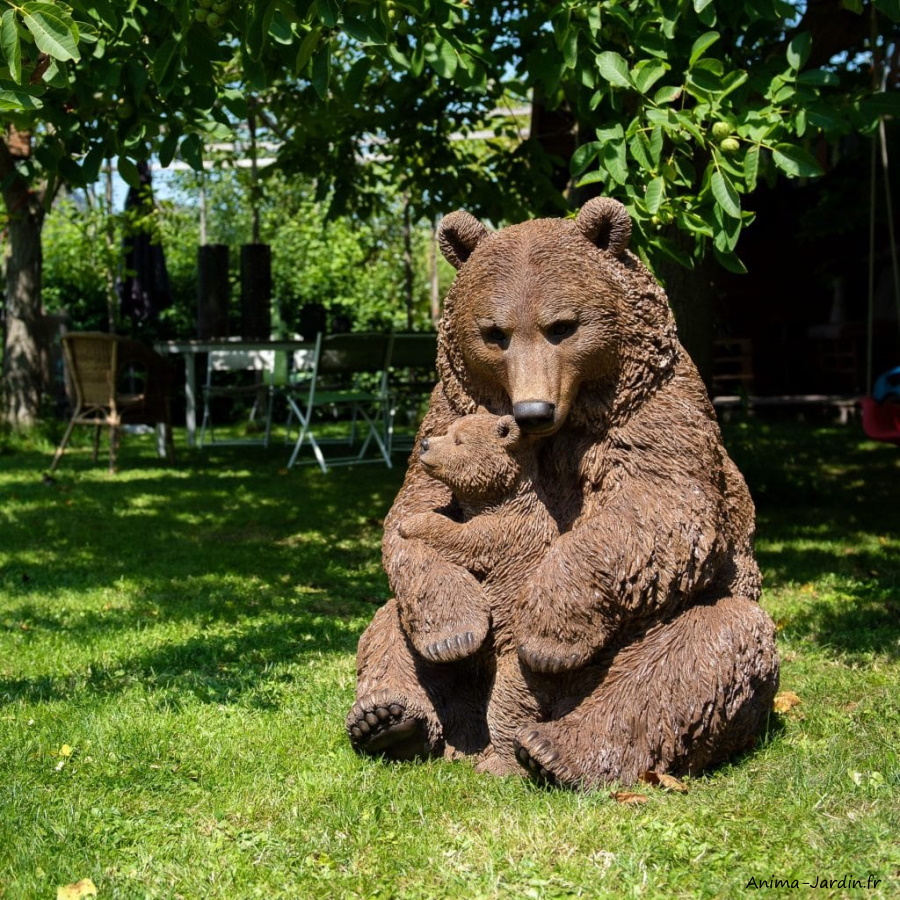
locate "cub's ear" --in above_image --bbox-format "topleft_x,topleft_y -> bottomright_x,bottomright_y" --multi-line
496,415 -> 521,449
438,211 -> 489,269
575,197 -> 632,257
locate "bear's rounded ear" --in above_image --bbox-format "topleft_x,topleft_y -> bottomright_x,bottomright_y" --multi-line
496,415 -> 521,448
575,197 -> 632,257
438,210 -> 489,269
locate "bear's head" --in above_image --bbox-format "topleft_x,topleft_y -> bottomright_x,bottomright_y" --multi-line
435,197 -> 678,437
418,413 -> 525,504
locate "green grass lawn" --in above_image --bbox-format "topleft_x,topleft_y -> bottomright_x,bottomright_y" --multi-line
1,418 -> 898,899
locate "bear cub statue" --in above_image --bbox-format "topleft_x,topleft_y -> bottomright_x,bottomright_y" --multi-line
399,412 -> 560,774
346,196 -> 779,789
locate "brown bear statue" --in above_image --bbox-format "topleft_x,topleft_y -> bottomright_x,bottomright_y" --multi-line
346,197 -> 779,788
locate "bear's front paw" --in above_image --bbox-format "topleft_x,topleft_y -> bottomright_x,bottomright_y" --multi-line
517,636 -> 597,674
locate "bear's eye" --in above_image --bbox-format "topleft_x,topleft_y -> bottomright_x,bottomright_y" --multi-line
482,325 -> 508,347
547,320 -> 577,341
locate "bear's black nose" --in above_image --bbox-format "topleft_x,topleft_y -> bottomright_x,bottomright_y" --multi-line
420,438 -> 430,453
513,401 -> 556,431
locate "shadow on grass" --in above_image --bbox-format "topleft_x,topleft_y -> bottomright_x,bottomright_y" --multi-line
721,417 -> 900,660
1,442 -> 407,706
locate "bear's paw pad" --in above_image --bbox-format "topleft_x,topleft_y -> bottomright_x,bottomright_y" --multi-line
347,696 -> 430,761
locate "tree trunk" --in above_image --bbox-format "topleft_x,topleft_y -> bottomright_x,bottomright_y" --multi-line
659,253 -> 716,391
1,140 -> 46,428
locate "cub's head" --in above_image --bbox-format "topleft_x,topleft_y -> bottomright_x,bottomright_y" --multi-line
419,414 -> 524,503
436,197 -> 676,436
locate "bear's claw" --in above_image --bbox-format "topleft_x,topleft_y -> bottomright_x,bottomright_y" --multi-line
514,729 -> 579,788
347,695 -> 432,762
421,630 -> 482,663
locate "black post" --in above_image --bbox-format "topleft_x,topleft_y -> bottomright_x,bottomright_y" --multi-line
197,244 -> 230,338
240,243 -> 272,339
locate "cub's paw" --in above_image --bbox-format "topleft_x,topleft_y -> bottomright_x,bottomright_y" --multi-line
346,693 -> 433,762
517,635 -> 596,674
417,624 -> 487,663
398,512 -> 436,541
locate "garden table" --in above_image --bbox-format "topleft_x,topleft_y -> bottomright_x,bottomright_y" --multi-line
155,338 -> 315,447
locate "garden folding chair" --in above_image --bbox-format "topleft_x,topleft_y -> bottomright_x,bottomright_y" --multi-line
284,332 -> 393,472
50,331 -> 175,473
199,345 -> 277,447
385,332 -> 439,455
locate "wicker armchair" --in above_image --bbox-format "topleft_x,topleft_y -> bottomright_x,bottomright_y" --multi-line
50,332 -> 176,473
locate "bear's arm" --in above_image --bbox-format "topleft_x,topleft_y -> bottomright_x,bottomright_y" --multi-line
399,510 -> 518,574
382,387 -> 493,664
517,412 -> 730,673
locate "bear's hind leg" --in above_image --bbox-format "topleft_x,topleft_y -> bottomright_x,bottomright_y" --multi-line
514,596 -> 779,789
349,599 -> 444,761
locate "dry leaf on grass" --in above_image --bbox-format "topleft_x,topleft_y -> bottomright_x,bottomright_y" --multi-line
610,791 -> 649,805
773,690 -> 802,713
57,878 -> 97,900
639,771 -> 689,793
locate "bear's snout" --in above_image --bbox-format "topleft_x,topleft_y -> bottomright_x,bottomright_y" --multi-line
513,401 -> 556,432
420,438 -> 430,453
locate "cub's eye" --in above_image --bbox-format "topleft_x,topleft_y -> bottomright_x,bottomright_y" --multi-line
547,320 -> 577,340
482,326 -> 507,346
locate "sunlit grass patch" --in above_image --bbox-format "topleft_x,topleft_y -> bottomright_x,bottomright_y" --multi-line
1,422 -> 898,899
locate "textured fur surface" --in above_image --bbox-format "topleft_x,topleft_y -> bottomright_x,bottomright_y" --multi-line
347,197 -> 779,787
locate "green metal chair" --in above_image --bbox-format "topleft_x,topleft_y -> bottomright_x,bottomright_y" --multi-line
284,332 -> 394,472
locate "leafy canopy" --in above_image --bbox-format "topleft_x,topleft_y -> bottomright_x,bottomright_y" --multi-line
1,0 -> 898,271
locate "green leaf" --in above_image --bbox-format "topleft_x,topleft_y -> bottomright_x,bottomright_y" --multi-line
180,133 -> 203,170
689,31 -> 720,65
632,59 -> 667,95
316,0 -> 341,28
343,56 -> 371,103
842,0 -> 864,12
772,142 -> 823,177
0,84 -> 43,110
81,144 -> 105,182
596,122 -> 625,143
786,31 -> 811,70
797,69 -> 840,86
118,155 -> 141,189
653,84 -> 682,104
600,139 -> 628,184
629,133 -> 653,170
1,11 -> 21,83
858,90 -> 900,119
295,27 -> 321,74
711,169 -> 741,218
311,46 -> 331,99
644,177 -> 665,214
687,66 -> 723,97
576,169 -> 607,187
693,0 -> 716,12
744,145 -> 760,192
713,246 -> 747,274
158,130 -> 179,169
571,141 -> 600,174
596,51 -> 632,89
21,2 -> 79,62
872,0 -> 900,21
429,38 -> 457,79
152,39 -> 180,96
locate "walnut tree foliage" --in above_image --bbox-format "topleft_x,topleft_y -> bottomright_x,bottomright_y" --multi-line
0,0 -> 897,271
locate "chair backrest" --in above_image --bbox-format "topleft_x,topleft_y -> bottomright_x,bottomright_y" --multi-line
317,333 -> 393,378
388,332 -> 438,370
61,332 -> 119,408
